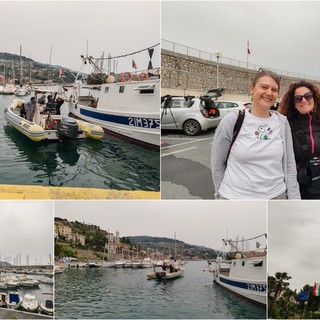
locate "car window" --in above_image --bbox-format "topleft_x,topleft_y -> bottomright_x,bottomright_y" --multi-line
161,98 -> 194,109
216,102 -> 238,109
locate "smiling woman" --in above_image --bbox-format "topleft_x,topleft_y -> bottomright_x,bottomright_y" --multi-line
211,68 -> 300,200
279,81 -> 320,199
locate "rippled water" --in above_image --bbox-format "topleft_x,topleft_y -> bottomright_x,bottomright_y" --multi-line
0,94 -> 160,191
55,261 -> 266,319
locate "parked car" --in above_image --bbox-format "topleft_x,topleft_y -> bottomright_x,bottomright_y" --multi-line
214,101 -> 246,118
161,95 -> 220,136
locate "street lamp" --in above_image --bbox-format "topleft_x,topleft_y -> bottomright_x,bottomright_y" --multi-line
214,50 -> 222,88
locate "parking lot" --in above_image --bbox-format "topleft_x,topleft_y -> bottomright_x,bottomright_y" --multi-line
161,129 -> 216,199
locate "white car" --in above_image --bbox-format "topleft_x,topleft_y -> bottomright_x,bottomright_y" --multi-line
161,95 -> 220,136
214,101 -> 246,118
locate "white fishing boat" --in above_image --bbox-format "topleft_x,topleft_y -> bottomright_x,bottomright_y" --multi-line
21,293 -> 39,312
68,47 -> 160,149
141,257 -> 153,268
102,261 -> 115,268
205,235 -> 267,307
147,262 -> 184,280
6,291 -> 23,310
4,93 -> 104,144
39,293 -> 53,316
131,259 -> 142,268
15,85 -> 29,96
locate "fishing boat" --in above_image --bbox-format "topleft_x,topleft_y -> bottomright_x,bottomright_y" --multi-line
147,262 -> 184,280
141,257 -> 153,268
205,234 -> 267,307
15,85 -> 29,96
68,46 -> 160,149
39,293 -> 53,316
21,293 -> 39,312
4,91 -> 104,144
6,291 -> 23,310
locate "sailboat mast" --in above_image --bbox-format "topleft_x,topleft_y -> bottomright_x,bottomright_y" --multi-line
20,45 -> 22,85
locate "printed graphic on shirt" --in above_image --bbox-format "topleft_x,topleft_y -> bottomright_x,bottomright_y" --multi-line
255,124 -> 272,140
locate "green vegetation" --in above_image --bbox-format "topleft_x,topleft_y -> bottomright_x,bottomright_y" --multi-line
0,52 -> 76,84
268,272 -> 320,319
54,218 -> 217,260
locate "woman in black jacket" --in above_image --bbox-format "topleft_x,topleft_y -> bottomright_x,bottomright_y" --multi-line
279,81 -> 320,199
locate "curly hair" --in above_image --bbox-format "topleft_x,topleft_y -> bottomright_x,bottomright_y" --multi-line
279,81 -> 320,119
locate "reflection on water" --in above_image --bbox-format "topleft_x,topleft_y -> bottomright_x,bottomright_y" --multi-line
0,94 -> 160,191
55,261 -> 266,319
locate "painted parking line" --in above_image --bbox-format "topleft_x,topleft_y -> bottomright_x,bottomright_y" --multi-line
161,146 -> 197,157
161,137 -> 213,149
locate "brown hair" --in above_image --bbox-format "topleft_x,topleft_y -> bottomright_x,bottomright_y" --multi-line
251,68 -> 281,92
279,81 -> 320,119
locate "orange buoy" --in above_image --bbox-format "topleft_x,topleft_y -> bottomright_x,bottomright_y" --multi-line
120,72 -> 133,82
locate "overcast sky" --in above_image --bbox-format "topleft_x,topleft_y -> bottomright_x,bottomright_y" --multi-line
0,201 -> 53,266
162,1 -> 320,79
1,1 -> 160,73
268,201 -> 320,292
55,200 -> 266,251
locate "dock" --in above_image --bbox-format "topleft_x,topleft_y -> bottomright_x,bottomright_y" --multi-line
0,309 -> 52,319
0,184 -> 160,200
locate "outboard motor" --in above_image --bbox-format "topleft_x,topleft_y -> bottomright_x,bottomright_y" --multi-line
57,117 -> 79,145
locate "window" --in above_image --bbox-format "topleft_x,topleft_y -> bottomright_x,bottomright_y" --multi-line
119,86 -> 125,93
134,84 -> 155,94
105,87 -> 109,93
242,261 -> 245,266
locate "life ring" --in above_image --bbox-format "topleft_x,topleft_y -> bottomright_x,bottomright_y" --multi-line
120,72 -> 133,82
136,72 -> 149,81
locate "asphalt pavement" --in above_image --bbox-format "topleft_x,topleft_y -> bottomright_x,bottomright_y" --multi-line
161,129 -> 216,199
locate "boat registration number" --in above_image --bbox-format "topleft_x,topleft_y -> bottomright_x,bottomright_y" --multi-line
128,117 -> 160,129
247,284 -> 266,292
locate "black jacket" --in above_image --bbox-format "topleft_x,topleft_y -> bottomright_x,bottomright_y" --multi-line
289,112 -> 320,199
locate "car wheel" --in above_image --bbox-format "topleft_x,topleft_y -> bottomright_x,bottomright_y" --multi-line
183,120 -> 201,136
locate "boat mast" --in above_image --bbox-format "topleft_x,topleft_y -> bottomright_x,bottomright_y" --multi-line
20,45 -> 22,85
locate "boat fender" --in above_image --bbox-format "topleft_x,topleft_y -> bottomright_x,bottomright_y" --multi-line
136,72 -> 149,81
120,72 -> 133,82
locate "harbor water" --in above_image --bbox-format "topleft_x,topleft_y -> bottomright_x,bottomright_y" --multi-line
0,93 -> 160,191
55,261 -> 266,319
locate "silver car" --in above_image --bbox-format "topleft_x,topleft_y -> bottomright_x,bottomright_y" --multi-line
161,95 -> 220,136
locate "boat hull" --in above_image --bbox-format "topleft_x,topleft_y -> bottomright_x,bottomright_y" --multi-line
69,78 -> 160,148
215,274 -> 267,306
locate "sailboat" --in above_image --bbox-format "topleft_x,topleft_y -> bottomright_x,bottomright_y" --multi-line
15,45 -> 29,96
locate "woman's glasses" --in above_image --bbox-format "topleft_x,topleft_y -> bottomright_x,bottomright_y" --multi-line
293,91 -> 313,103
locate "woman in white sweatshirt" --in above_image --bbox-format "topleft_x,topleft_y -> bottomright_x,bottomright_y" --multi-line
211,69 -> 300,200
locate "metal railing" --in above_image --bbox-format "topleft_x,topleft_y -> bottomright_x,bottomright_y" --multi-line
162,39 -> 320,81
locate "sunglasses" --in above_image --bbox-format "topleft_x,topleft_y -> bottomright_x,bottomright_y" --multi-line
293,91 -> 313,103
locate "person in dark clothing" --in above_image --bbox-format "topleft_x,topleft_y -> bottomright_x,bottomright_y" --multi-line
55,97 -> 65,115
279,81 -> 320,199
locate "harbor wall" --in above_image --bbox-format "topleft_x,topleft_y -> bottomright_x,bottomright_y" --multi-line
161,49 -> 320,101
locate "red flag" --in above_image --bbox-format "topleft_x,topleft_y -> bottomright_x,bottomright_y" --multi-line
247,40 -> 251,55
132,59 -> 137,70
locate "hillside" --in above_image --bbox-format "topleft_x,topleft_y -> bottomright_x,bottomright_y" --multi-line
0,52 -> 76,84
55,218 -> 217,260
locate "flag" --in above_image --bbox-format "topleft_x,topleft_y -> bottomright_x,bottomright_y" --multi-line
256,242 -> 261,249
297,288 -> 311,301
58,68 -> 63,77
312,283 -> 320,296
132,59 -> 137,70
247,40 -> 251,55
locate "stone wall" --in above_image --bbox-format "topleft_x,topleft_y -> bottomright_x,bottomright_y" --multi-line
161,49 -> 320,100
